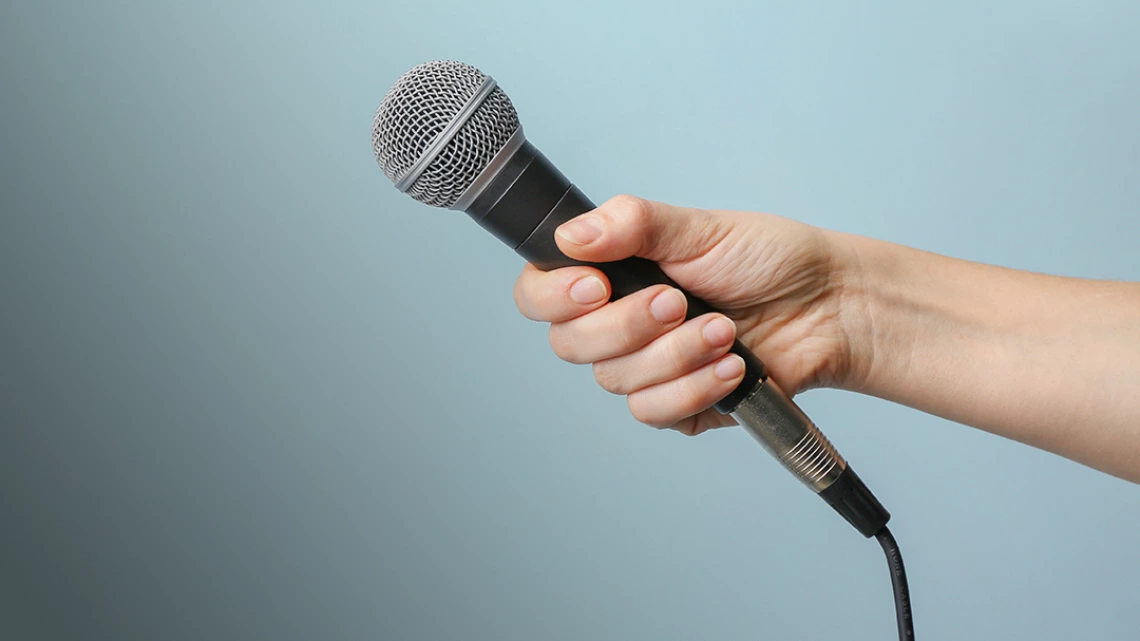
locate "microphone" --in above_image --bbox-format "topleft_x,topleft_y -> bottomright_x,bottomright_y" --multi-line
371,60 -> 891,538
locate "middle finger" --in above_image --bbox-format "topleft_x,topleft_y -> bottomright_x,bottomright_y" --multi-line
548,285 -> 688,364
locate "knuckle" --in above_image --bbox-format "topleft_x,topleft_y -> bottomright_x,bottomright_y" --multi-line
606,194 -> 651,229
512,277 -> 535,319
674,376 -> 702,412
548,325 -> 585,364
627,396 -> 669,429
673,416 -> 701,437
592,361 -> 629,395
625,397 -> 653,426
608,302 -> 642,352
660,330 -> 692,374
517,272 -> 580,322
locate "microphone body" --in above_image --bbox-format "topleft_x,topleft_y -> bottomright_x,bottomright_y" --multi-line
457,130 -> 889,537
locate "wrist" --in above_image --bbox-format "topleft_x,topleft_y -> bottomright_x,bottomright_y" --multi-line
825,230 -> 1001,402
824,230 -> 925,396
821,229 -> 1140,482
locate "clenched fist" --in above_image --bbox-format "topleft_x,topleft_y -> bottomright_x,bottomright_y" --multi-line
512,195 -> 863,436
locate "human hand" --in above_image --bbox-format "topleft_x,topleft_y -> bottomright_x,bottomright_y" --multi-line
513,195 -> 864,436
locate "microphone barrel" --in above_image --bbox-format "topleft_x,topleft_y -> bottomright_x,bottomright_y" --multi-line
466,142 -> 763,413
462,138 -> 890,533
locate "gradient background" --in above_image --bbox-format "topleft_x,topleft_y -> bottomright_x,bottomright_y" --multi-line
2,2 -> 1139,640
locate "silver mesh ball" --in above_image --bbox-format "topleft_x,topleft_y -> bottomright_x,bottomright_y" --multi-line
372,60 -> 521,208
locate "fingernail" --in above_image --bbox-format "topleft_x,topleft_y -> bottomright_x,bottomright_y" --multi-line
569,276 -> 607,304
649,289 -> 686,322
702,317 -> 736,347
714,355 -> 745,381
556,216 -> 603,245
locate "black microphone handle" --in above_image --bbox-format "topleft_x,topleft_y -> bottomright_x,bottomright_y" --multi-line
464,138 -> 890,537
466,139 -> 762,412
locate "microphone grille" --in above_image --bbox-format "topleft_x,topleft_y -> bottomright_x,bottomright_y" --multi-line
372,60 -> 520,208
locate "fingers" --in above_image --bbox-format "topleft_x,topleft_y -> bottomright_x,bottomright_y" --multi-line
553,194 -> 728,264
517,193 -> 749,435
548,285 -> 688,364
591,313 -> 737,395
513,263 -> 611,323
626,353 -> 747,429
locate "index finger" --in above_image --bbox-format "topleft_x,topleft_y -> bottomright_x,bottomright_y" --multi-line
513,263 -> 612,323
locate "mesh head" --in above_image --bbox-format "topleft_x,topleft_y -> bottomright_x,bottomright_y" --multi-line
372,60 -> 521,208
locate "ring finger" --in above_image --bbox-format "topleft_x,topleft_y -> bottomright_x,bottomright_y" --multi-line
591,313 -> 737,395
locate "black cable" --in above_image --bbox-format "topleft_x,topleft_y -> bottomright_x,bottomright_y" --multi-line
875,526 -> 914,641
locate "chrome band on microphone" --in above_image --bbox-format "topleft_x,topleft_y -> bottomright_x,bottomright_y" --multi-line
451,126 -> 528,211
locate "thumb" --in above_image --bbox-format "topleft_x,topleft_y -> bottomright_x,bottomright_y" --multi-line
554,195 -> 726,264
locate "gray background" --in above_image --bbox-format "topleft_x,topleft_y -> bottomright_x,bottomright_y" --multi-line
2,1 -> 1138,640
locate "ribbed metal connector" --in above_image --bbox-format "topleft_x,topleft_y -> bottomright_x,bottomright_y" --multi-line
730,379 -> 846,492
781,421 -> 844,488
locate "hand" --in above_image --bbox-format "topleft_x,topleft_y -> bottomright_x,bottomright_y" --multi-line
513,195 -> 864,436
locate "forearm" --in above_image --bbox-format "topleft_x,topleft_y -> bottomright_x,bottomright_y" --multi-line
831,232 -> 1140,483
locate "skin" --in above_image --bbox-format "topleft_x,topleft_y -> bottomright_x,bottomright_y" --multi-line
512,195 -> 1140,484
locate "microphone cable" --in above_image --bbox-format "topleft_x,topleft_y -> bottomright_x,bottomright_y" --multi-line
875,526 -> 915,640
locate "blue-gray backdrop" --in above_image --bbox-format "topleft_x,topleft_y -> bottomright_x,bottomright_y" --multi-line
2,2 -> 1138,640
